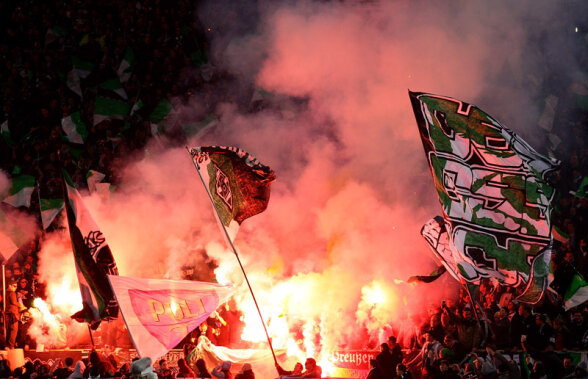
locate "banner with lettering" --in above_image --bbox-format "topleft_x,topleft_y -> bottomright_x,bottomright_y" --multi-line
327,350 -> 379,379
108,275 -> 234,360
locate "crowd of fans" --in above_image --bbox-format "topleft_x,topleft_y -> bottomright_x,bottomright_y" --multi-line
0,0 -> 587,378
0,352 -> 260,378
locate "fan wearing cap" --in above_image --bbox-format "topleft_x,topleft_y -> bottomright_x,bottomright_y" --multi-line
235,363 -> 254,379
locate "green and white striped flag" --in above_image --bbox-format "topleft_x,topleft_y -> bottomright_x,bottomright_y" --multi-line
564,272 -> 588,310
62,112 -> 88,144
94,96 -> 130,125
71,56 -> 94,79
66,69 -> 83,97
117,47 -> 135,83
149,98 -> 174,123
99,78 -> 127,100
570,176 -> 588,199
0,207 -> 33,261
2,175 -> 35,208
45,25 -> 67,46
40,198 -> 64,229
1,120 -> 15,145
130,99 -> 145,117
86,170 -> 106,193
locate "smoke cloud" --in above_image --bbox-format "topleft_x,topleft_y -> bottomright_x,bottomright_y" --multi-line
27,0 -> 586,369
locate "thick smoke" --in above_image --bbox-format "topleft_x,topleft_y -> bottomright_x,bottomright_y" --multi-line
29,0 -> 587,367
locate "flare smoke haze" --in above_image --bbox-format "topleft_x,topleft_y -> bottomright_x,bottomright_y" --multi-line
28,0 -> 588,364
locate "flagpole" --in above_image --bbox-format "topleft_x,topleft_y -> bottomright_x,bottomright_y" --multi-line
87,324 -> 95,348
107,276 -> 143,358
187,148 -> 279,367
2,264 -> 6,345
462,281 -> 481,324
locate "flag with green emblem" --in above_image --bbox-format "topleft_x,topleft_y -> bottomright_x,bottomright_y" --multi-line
62,170 -> 119,327
410,91 -> 559,304
189,146 -> 276,240
2,175 -> 35,208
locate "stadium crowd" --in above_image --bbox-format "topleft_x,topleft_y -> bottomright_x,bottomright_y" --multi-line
1,0 -> 588,378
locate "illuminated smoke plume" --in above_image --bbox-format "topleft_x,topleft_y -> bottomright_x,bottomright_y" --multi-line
22,0 -> 586,373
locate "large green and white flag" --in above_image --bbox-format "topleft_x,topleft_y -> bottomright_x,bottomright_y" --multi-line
99,78 -> 127,100
1,120 -> 15,145
2,175 -> 35,208
62,170 -> 119,326
410,91 -> 559,304
62,112 -> 88,144
189,146 -> 276,240
40,198 -> 64,229
94,96 -> 130,125
86,170 -> 106,193
71,56 -> 94,79
117,47 -> 135,83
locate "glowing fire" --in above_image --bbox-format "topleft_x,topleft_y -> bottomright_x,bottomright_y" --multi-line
362,282 -> 387,306
46,275 -> 83,314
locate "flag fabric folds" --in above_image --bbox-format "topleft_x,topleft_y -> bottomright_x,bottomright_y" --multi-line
2,175 -> 35,208
408,264 -> 447,284
62,170 -> 119,326
117,47 -> 136,83
189,146 -> 276,240
108,275 -> 234,361
40,198 -> 64,230
86,170 -> 106,193
410,91 -> 559,304
0,206 -> 34,261
570,176 -> 588,199
62,112 -> 88,144
1,120 -> 15,145
563,272 -> 588,310
149,98 -> 174,124
99,78 -> 128,100
94,96 -> 130,125
71,56 -> 94,79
